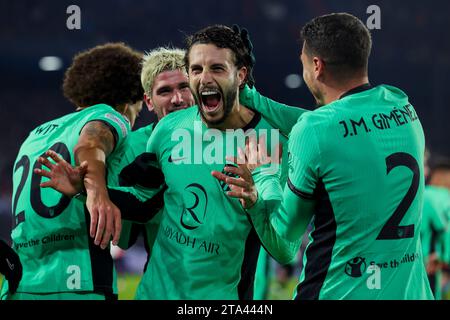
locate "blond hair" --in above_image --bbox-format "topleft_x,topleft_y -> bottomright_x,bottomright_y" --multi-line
141,47 -> 186,95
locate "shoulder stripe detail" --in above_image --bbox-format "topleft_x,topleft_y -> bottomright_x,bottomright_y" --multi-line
295,179 -> 337,300
238,227 -> 261,300
287,178 -> 314,200
80,120 -> 119,151
105,113 -> 129,138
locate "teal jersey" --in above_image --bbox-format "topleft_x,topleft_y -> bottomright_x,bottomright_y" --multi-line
420,186 -> 448,260
108,124 -> 156,186
249,84 -> 433,299
420,185 -> 449,300
253,249 -> 271,300
3,104 -> 130,297
118,212 -> 162,269
129,106 -> 296,300
240,85 -> 309,299
239,85 -> 308,137
112,124 -> 163,275
442,190 -> 450,265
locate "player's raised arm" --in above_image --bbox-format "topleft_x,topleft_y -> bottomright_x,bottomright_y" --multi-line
72,120 -> 120,249
212,135 -> 307,264
239,85 -> 309,137
233,25 -> 309,136
35,149 -> 164,224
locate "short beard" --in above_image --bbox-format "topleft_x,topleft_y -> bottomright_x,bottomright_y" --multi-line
308,85 -> 324,109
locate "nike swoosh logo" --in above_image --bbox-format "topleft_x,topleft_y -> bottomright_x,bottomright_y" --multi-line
6,258 -> 14,271
168,155 -> 188,163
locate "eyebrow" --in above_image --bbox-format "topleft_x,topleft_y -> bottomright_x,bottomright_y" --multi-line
211,63 -> 226,69
155,82 -> 189,94
155,86 -> 172,94
189,64 -> 202,70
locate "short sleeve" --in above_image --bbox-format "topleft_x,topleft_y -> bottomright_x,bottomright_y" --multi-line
80,104 -> 131,148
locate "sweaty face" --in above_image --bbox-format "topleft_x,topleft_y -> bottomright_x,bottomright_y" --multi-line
149,70 -> 194,120
188,44 -> 242,126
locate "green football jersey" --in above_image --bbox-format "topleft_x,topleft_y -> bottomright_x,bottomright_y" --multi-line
253,249 -> 271,300
112,124 -> 163,279
442,190 -> 450,264
1,104 -> 130,297
420,185 -> 449,300
239,85 -> 308,137
420,185 -> 448,261
240,85 -> 309,300
249,84 -> 434,299
125,106 -> 297,300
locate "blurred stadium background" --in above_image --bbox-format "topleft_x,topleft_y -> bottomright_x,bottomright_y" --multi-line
1,0 -> 449,299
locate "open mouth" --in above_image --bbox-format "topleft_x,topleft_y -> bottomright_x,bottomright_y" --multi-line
200,89 -> 222,114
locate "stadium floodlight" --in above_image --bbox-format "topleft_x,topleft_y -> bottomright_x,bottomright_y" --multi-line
285,74 -> 302,89
38,56 -> 63,71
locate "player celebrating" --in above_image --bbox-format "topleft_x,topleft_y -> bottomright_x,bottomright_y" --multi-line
114,47 -> 194,295
215,13 -> 434,299
422,157 -> 450,299
35,25 -> 305,299
1,43 -> 143,300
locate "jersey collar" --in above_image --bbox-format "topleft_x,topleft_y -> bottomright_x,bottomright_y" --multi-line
242,110 -> 262,131
339,83 -> 372,100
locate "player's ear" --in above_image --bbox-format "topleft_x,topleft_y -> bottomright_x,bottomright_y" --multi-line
313,57 -> 325,80
144,93 -> 154,112
237,66 -> 247,87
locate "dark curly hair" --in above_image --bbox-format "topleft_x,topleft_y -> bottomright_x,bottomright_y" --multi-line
184,25 -> 255,88
301,13 -> 372,79
63,42 -> 144,110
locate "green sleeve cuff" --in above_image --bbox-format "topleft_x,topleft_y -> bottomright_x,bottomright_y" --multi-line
246,192 -> 267,218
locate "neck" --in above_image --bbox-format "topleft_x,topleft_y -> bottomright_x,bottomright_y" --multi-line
320,76 -> 369,105
208,102 -> 254,131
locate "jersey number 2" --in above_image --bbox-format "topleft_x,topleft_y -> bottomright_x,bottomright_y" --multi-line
376,152 -> 419,240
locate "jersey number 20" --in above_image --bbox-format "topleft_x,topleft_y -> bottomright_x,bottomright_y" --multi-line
12,142 -> 71,228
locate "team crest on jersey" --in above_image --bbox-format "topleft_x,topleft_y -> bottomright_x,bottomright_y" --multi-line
180,183 -> 208,230
105,113 -> 128,137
